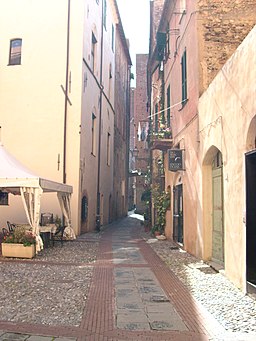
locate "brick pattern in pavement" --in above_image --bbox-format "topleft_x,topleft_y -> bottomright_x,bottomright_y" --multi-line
0,219 -> 219,340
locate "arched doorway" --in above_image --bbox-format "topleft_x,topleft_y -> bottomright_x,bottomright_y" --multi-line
202,147 -> 224,266
245,115 -> 256,291
212,151 -> 224,265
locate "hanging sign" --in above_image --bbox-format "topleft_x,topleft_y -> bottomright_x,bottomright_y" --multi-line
168,149 -> 184,172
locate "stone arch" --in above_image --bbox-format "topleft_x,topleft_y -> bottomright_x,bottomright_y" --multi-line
246,115 -> 256,152
202,145 -> 223,262
245,114 -> 256,289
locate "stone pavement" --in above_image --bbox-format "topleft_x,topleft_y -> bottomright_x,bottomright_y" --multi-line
0,215 -> 255,341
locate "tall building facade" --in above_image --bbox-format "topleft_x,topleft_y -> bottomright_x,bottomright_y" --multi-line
0,0 -> 131,234
148,0 -> 256,291
133,54 -> 150,214
113,11 -> 132,220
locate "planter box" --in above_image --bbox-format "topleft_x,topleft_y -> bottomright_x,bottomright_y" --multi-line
2,243 -> 36,259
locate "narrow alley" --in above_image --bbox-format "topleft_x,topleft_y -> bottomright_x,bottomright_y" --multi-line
0,214 -> 255,341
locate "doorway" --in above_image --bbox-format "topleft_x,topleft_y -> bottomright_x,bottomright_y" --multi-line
173,184 -> 183,244
212,151 -> 224,265
246,151 -> 256,290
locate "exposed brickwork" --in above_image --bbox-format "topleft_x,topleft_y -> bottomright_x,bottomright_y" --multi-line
134,54 -> 150,213
198,0 -> 256,91
150,0 -> 166,55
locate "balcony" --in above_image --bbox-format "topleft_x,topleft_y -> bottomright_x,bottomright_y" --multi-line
149,130 -> 173,151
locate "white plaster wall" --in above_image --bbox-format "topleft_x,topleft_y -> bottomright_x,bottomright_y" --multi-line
199,25 -> 256,290
0,0 -> 84,232
81,0 -> 116,230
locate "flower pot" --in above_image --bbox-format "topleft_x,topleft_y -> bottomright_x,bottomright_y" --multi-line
2,243 -> 36,259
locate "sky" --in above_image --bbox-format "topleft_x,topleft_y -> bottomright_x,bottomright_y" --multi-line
116,0 -> 150,86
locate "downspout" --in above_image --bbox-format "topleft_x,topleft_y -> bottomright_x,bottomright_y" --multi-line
96,0 -> 104,231
125,65 -> 131,215
63,0 -> 71,184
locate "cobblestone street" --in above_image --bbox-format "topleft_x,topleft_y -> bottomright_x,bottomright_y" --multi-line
0,214 -> 255,341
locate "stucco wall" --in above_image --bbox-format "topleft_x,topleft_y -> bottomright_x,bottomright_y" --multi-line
0,0 -> 119,234
199,25 -> 256,290
0,0 -> 83,230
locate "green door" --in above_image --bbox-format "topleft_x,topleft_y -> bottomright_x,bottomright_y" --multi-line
212,152 -> 224,264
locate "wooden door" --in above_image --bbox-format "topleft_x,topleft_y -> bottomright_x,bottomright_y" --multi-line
212,153 -> 224,264
173,184 -> 183,244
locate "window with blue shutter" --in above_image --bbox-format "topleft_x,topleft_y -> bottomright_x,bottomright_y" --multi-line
181,49 -> 187,104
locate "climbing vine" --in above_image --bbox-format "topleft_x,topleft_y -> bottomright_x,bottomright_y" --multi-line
151,185 -> 170,235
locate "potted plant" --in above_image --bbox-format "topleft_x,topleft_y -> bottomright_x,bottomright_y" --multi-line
2,226 -> 36,259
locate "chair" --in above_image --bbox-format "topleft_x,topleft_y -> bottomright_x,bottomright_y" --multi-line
40,213 -> 53,226
2,227 -> 9,237
51,225 -> 66,247
7,221 -> 16,234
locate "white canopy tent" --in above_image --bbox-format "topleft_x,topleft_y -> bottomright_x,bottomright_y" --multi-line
0,143 -> 75,251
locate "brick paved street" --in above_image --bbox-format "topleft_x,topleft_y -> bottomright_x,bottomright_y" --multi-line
0,215 -> 255,341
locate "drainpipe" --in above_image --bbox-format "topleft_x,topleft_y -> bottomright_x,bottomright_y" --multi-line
125,65 -> 131,214
63,0 -> 71,184
96,0 -> 104,231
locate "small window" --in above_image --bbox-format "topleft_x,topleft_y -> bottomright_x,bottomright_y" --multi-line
9,38 -> 22,65
213,151 -> 223,169
91,32 -> 97,73
92,113 -> 97,155
107,132 -> 111,165
181,49 -> 187,105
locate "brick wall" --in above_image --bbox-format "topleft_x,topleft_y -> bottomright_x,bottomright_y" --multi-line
198,0 -> 256,91
134,54 -> 150,213
149,0 -> 166,55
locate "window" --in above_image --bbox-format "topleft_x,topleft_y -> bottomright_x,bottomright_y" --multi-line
9,38 -> 22,65
92,113 -> 96,155
156,32 -> 166,61
181,49 -> 187,104
167,85 -> 171,127
91,32 -> 97,72
111,24 -> 114,51
107,132 -> 111,165
103,0 -> 107,29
